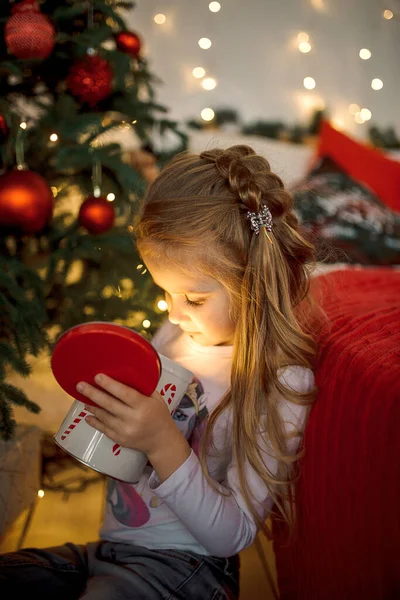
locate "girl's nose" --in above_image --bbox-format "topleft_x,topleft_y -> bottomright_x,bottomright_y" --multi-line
167,300 -> 183,325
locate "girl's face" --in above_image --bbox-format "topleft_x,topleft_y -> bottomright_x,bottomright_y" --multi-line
144,257 -> 236,347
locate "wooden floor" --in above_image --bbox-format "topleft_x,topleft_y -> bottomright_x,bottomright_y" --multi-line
0,461 -> 279,599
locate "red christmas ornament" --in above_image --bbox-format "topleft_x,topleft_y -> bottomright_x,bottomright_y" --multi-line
0,170 -> 54,234
66,55 -> 113,107
5,0 -> 55,60
115,31 -> 142,57
78,196 -> 115,235
0,114 -> 9,144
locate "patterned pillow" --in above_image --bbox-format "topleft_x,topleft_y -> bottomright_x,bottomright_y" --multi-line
292,158 -> 400,265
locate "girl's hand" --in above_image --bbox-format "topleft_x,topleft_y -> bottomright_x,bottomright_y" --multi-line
76,373 -> 182,457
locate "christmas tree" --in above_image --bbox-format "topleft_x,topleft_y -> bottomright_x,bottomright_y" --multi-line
0,0 -> 187,440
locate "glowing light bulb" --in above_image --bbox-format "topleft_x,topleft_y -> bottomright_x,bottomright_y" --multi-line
202,77 -> 217,90
142,319 -> 151,328
383,9 -> 393,19
198,37 -> 212,50
371,78 -> 383,90
298,32 -> 309,43
102,285 -> 113,298
192,67 -> 206,79
299,41 -> 312,53
354,112 -> 365,124
154,14 -> 166,25
349,103 -> 360,115
20,122 -> 27,129
158,299 -> 168,311
49,133 -> 58,142
360,108 -> 372,121
209,2 -> 221,12
37,489 -> 45,498
201,108 -> 215,121
359,48 -> 371,60
303,77 -> 316,90
107,193 -> 115,201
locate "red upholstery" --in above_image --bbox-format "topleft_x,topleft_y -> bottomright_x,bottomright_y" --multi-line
273,267 -> 400,599
317,121 -> 400,212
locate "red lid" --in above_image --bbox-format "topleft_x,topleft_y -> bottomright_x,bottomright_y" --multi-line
51,322 -> 161,407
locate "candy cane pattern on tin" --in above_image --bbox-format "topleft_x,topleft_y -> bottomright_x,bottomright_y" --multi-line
61,410 -> 88,441
160,382 -> 177,406
61,409 -> 122,457
112,443 -> 121,456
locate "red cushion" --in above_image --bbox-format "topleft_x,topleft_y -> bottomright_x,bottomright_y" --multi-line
273,267 -> 400,599
317,121 -> 400,212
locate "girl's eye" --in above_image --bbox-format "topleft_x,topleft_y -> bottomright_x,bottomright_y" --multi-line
184,297 -> 205,308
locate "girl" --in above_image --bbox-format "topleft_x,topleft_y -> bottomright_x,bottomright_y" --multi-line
0,145 -> 318,599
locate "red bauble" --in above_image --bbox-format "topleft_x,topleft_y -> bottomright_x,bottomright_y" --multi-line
0,114 -> 9,144
78,196 -> 115,235
66,55 -> 113,107
5,0 -> 55,60
115,31 -> 142,57
0,170 -> 54,234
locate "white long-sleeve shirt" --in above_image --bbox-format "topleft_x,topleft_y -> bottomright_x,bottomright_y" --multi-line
100,320 -> 314,557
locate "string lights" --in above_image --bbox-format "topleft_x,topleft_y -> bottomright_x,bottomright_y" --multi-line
201,108 -> 215,121
371,78 -> 383,90
209,2 -> 221,12
202,77 -> 217,90
152,3 -> 392,134
192,67 -> 206,78
359,48 -> 372,60
298,32 -> 312,53
303,77 -> 316,90
154,14 -> 166,25
198,37 -> 212,49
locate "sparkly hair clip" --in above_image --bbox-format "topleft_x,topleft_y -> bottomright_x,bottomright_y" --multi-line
247,204 -> 273,243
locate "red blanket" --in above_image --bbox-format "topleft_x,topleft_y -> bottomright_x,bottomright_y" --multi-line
274,267 -> 400,599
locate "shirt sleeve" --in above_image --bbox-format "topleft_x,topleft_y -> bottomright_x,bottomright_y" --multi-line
148,366 -> 314,557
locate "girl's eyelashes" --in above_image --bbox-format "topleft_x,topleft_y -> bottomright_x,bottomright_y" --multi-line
164,292 -> 205,309
184,296 -> 205,308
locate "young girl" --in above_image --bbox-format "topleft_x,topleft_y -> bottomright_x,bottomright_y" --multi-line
0,145 -> 318,599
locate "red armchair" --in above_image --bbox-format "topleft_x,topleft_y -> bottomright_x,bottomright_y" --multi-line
273,267 -> 400,599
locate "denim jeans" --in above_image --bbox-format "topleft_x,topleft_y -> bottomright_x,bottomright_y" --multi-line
0,540 -> 240,600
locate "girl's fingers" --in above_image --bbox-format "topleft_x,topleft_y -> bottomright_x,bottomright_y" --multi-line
92,373 -> 140,407
84,404 -> 117,430
85,414 -> 117,440
76,381 -> 127,418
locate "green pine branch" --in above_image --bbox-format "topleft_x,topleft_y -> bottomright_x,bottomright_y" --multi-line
0,0 -> 186,440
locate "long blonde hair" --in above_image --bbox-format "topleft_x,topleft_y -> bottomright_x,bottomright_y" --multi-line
134,145 -> 319,537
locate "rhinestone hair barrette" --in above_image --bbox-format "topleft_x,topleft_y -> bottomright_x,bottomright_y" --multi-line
247,204 -> 273,243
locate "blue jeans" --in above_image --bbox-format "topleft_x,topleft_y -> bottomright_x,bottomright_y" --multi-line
0,540 -> 240,599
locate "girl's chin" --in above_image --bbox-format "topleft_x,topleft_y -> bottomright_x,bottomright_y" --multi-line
188,332 -> 207,344
188,332 -> 232,347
